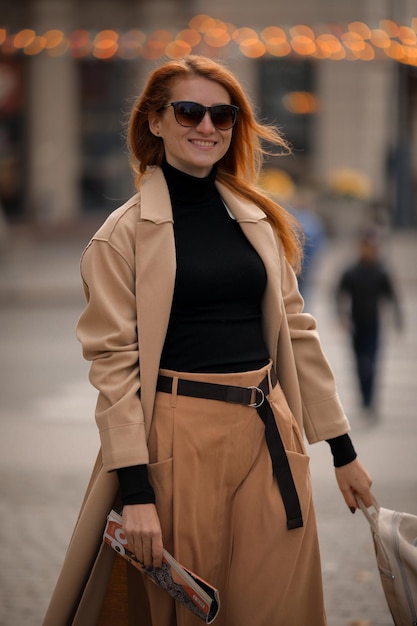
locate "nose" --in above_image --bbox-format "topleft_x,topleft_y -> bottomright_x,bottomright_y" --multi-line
196,110 -> 215,132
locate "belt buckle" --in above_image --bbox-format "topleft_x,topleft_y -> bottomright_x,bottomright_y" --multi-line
248,386 -> 265,408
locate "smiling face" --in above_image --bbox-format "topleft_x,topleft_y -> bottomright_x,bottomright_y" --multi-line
148,76 -> 233,178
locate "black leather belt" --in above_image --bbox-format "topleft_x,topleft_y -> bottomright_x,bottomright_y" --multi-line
156,372 -> 303,530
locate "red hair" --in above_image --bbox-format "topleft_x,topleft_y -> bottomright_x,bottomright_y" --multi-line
128,55 -> 303,270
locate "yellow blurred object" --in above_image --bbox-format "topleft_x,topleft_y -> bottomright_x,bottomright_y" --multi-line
258,169 -> 295,200
326,167 -> 372,199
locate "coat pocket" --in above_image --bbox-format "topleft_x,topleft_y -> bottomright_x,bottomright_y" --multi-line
269,382 -> 307,456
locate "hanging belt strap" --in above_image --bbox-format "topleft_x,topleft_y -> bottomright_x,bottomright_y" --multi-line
156,372 -> 303,530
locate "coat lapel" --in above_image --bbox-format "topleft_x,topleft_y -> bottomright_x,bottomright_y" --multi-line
135,169 -> 176,434
216,182 -> 283,363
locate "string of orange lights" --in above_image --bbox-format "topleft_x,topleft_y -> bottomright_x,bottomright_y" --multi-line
1,14 -> 416,65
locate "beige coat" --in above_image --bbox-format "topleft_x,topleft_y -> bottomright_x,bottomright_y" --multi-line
42,167 -> 350,625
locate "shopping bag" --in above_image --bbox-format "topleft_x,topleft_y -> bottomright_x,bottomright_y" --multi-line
358,496 -> 417,626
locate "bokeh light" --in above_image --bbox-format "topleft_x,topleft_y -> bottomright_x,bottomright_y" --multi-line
0,15 -> 415,65
165,40 -> 192,58
282,91 -> 319,114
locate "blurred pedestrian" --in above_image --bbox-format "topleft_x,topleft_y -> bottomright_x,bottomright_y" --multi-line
336,228 -> 403,413
43,55 -> 372,626
290,189 -> 326,310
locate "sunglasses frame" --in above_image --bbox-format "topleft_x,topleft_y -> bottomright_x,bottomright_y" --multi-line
159,101 -> 239,130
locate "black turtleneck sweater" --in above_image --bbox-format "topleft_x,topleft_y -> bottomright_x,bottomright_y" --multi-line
117,162 -> 356,506
159,160 -> 270,373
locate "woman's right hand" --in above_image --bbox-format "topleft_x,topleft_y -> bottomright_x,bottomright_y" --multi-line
122,503 -> 164,568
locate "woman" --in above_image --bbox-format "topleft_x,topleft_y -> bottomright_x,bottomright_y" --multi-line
43,55 -> 372,626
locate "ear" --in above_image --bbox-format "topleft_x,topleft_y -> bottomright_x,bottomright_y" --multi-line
148,112 -> 161,137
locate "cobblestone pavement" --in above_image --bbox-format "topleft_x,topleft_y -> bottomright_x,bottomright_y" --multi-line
0,230 -> 416,626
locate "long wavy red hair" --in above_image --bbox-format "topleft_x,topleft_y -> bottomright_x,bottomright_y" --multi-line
128,55 -> 303,270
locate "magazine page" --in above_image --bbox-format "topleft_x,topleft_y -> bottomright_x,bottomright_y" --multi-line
103,510 -> 220,623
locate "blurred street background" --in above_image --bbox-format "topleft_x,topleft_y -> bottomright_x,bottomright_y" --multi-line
1,0 -> 417,625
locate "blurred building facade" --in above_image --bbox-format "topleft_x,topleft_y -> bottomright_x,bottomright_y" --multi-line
1,0 -> 416,230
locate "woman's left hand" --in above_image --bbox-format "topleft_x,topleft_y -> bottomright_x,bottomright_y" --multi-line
335,457 -> 373,512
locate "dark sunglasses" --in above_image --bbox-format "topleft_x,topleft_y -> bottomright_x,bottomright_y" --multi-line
159,101 -> 239,130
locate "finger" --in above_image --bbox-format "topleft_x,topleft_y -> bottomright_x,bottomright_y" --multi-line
341,487 -> 358,512
129,539 -> 143,564
152,541 -> 164,569
125,532 -> 144,565
140,538 -> 154,567
124,534 -> 136,555
354,488 -> 373,508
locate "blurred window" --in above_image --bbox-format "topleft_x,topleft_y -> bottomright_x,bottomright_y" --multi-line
0,58 -> 24,220
80,59 -> 134,213
258,59 -> 316,154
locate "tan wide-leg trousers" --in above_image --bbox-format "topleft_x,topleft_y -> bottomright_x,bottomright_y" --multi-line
143,362 -> 327,626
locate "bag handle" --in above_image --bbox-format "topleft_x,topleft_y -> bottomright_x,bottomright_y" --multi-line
357,495 -> 380,532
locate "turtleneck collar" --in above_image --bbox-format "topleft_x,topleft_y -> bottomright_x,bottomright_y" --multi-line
161,159 -> 218,205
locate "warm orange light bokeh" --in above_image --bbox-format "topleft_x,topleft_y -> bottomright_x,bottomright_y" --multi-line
240,39 -> 266,58
204,28 -> 230,48
0,15 -> 416,65
370,29 -> 391,49
289,24 -> 315,39
348,21 -> 371,39
176,29 -> 201,47
398,26 -> 417,45
261,26 -> 287,45
165,40 -> 192,58
282,91 -> 319,114
43,30 -> 65,49
291,35 -> 316,56
24,36 -> 46,56
316,33 -> 345,59
14,29 -> 36,49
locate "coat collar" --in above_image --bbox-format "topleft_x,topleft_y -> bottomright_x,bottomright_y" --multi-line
140,166 -> 267,224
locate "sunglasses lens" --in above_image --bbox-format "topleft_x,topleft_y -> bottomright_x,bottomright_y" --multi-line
172,102 -> 238,130
211,105 -> 237,130
174,102 -> 205,127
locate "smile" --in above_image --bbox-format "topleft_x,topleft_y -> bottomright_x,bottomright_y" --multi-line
189,139 -> 216,147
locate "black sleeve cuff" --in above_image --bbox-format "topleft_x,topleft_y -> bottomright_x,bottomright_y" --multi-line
116,464 -> 156,505
326,433 -> 357,467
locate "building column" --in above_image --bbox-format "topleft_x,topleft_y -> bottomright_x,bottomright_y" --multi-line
27,0 -> 80,225
315,59 -> 395,200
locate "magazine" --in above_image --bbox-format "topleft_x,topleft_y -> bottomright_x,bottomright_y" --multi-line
103,509 -> 220,623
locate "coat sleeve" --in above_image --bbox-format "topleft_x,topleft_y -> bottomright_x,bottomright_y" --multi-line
76,210 -> 149,472
280,251 -> 351,444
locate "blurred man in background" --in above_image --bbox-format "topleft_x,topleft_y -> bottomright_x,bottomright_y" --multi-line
336,227 -> 403,415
